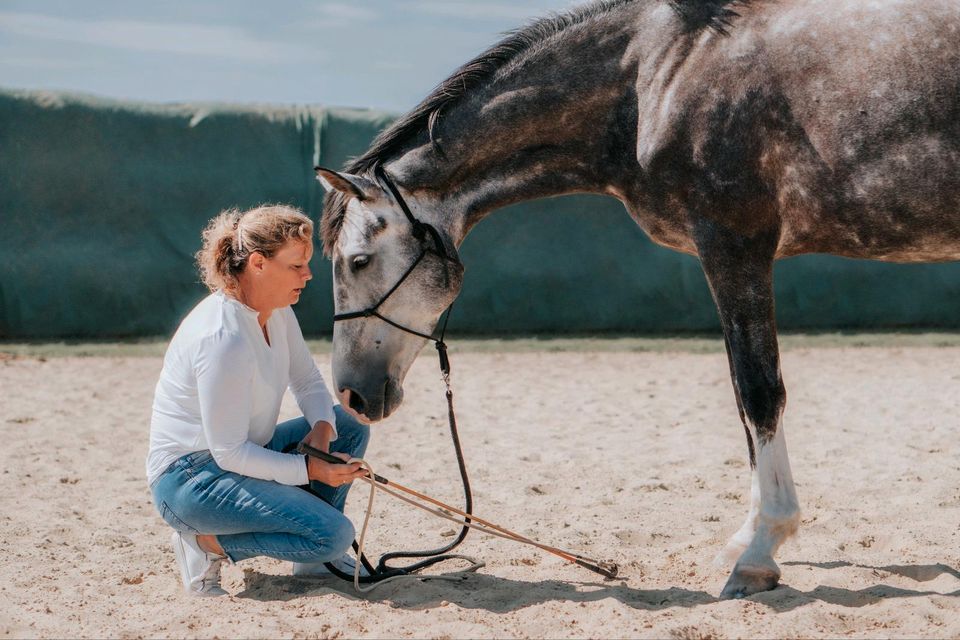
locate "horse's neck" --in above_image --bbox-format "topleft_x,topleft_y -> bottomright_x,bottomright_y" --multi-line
387,4 -> 650,245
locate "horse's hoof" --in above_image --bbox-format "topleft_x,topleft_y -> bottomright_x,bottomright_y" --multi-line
719,563 -> 780,600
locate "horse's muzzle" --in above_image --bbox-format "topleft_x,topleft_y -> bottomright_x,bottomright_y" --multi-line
338,378 -> 404,423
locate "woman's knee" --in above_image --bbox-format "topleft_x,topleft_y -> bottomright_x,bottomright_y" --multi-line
333,406 -> 371,458
324,513 -> 356,556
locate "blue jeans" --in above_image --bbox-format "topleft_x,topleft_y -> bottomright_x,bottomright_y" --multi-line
151,407 -> 370,564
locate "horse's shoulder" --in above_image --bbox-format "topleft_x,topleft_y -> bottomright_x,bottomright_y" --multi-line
635,27 -> 771,170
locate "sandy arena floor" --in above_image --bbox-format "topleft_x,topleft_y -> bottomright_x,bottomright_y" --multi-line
1,341 -> 959,638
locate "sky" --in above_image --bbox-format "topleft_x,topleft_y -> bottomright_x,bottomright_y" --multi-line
0,0 -> 580,112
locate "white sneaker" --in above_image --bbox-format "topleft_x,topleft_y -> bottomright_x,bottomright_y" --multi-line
293,553 -> 370,577
171,531 -> 228,597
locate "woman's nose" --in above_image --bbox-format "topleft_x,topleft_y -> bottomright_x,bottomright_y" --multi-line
303,267 -> 313,281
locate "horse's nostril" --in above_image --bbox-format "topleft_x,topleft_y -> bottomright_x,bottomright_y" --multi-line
347,389 -> 367,415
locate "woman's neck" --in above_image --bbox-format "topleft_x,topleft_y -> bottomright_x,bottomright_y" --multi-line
227,284 -> 272,329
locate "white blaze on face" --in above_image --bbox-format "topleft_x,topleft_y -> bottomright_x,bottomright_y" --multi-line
336,198 -> 404,313
338,195 -> 448,331
332,195 -> 442,380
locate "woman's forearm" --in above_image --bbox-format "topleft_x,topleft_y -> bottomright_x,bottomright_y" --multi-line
303,421 -> 335,453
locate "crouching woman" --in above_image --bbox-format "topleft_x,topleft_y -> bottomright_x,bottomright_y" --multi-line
147,205 -> 369,596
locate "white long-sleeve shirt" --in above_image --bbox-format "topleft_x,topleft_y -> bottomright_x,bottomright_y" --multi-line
146,291 -> 336,487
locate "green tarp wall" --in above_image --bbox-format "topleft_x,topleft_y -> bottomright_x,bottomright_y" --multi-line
2,88 -> 960,339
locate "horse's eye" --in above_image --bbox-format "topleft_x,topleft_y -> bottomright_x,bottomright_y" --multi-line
351,255 -> 371,272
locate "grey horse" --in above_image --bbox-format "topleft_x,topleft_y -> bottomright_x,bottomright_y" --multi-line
315,0 -> 960,598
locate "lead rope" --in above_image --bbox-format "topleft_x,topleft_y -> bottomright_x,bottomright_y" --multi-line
322,166 -> 618,588
348,458 -> 620,592
342,305 -> 618,592
353,303 -> 486,593
344,304 -> 509,590
349,304 -> 486,592
351,461 -> 482,593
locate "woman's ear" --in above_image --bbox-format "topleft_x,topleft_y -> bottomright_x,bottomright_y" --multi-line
247,251 -> 266,274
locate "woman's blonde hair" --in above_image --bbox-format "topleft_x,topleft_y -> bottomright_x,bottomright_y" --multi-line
196,204 -> 314,292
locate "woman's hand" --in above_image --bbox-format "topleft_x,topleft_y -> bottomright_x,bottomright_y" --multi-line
307,451 -> 368,487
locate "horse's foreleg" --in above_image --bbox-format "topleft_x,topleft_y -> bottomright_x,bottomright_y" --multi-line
719,418 -> 799,598
695,223 -> 800,599
714,463 -> 760,567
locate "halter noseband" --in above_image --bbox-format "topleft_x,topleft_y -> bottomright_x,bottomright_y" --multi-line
332,165 -> 458,367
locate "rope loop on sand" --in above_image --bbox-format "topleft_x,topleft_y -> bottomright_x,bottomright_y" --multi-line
351,459 -> 483,593
347,457 -> 618,592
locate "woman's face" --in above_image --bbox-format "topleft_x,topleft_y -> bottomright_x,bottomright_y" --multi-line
253,239 -> 314,309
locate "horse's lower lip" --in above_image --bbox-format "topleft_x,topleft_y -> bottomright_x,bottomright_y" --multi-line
338,389 -> 374,423
345,404 -> 372,424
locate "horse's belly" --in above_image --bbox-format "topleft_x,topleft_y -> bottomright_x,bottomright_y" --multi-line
776,136 -> 960,262
814,238 -> 960,263
780,205 -> 960,263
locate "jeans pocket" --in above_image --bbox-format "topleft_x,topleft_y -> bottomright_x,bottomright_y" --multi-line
160,501 -> 200,534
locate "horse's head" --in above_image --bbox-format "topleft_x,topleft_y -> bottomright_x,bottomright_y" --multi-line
316,167 -> 464,423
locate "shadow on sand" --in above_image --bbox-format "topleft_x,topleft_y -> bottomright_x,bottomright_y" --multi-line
750,561 -> 960,612
235,561 -> 960,612
235,570 -> 715,611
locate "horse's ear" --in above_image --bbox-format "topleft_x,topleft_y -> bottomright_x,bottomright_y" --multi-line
314,167 -> 380,201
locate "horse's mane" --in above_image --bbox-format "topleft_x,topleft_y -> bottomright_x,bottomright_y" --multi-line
320,0 -> 744,254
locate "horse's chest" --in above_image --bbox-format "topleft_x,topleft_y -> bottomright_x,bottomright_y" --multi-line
622,197 -> 698,255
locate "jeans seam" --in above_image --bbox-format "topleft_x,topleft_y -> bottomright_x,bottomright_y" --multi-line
160,501 -> 201,534
221,546 -> 338,560
204,489 -> 349,548
182,458 -> 209,481
167,464 -> 347,545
